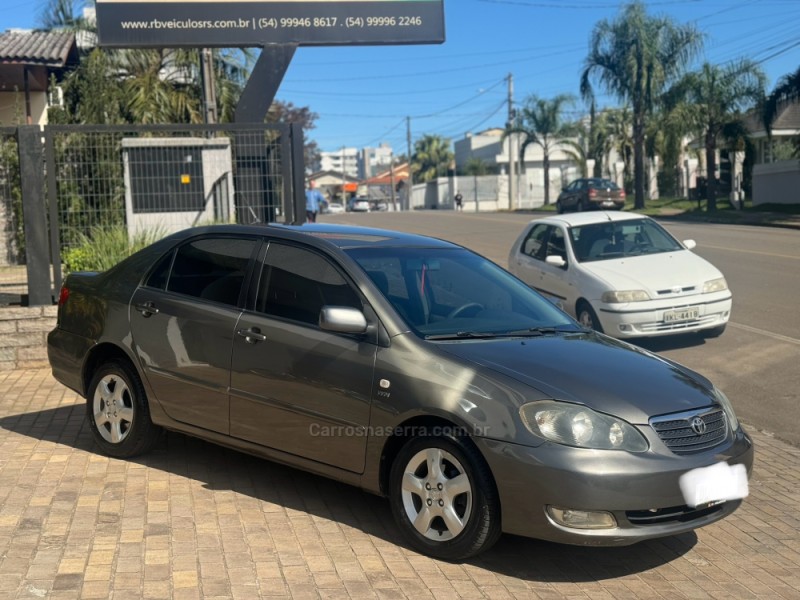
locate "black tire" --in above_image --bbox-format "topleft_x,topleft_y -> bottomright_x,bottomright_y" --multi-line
556,200 -> 564,214
703,324 -> 726,338
577,199 -> 585,212
389,434 -> 501,561
577,300 -> 604,333
86,360 -> 162,458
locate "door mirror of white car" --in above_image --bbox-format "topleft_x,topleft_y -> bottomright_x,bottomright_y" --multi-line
683,239 -> 697,250
319,306 -> 368,334
545,255 -> 567,268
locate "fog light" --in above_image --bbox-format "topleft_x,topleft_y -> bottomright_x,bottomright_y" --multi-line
547,506 -> 617,530
618,324 -> 632,332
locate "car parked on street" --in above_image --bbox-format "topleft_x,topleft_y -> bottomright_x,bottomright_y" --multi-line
508,211 -> 732,338
347,197 -> 370,212
325,202 -> 345,214
556,178 -> 626,213
48,223 -> 750,560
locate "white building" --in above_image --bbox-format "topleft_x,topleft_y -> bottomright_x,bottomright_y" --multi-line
360,143 -> 394,179
319,147 -> 360,179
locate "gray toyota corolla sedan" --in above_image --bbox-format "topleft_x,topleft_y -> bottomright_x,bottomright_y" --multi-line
48,223 -> 753,560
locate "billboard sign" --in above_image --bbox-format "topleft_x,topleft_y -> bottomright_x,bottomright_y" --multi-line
96,0 -> 446,47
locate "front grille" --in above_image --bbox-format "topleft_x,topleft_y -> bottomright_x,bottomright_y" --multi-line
656,286 -> 696,296
626,503 -> 724,525
650,408 -> 727,454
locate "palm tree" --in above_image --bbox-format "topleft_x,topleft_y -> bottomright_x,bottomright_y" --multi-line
411,134 -> 454,183
764,65 -> 800,157
581,1 -> 703,209
504,94 -> 577,206
667,60 -> 765,211
606,107 -> 635,188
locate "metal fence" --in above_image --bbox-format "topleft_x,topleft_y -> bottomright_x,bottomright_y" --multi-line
0,122 -> 304,306
0,128 -> 21,267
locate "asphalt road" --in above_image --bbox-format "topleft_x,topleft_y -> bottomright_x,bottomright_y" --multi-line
321,209 -> 800,447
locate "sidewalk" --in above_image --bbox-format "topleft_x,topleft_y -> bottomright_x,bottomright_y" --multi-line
1,369 -> 798,599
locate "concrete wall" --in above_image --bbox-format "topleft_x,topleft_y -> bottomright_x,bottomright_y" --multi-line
753,160 -> 800,205
0,306 -> 57,370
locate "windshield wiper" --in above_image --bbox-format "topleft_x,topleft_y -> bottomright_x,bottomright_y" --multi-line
425,331 -> 499,340
505,326 -> 585,336
426,327 -> 582,341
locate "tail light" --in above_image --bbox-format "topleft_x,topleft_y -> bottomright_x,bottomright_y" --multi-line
620,190 -> 626,198
58,285 -> 70,306
588,189 -> 597,198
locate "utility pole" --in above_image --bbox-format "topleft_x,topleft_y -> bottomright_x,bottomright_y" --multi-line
389,151 -> 397,211
200,48 -> 218,125
406,116 -> 413,210
341,146 -> 347,204
507,73 -> 516,212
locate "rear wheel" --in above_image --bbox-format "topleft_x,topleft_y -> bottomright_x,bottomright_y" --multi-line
389,435 -> 501,560
87,360 -> 162,458
556,200 -> 564,214
577,199 -> 585,212
577,301 -> 603,333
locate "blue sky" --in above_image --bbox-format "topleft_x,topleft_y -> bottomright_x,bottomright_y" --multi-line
3,1 -> 800,154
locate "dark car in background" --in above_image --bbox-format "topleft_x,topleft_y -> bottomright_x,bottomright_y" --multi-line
556,178 -> 626,213
47,224 -> 751,560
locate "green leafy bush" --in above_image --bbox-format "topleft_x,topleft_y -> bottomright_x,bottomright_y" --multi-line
63,225 -> 165,273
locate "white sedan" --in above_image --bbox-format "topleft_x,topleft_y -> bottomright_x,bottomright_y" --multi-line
508,212 -> 732,338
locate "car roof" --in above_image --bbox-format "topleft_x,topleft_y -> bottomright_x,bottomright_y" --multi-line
531,211 -> 650,227
168,223 -> 459,250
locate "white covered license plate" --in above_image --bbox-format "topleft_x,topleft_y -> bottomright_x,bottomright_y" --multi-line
679,462 -> 749,508
664,307 -> 699,322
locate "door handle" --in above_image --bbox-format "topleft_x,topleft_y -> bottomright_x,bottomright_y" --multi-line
134,302 -> 159,317
237,327 -> 267,344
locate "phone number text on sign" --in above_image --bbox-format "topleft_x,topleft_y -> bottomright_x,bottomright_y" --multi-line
257,16 -> 424,29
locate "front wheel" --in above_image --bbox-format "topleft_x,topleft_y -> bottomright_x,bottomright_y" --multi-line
577,301 -> 604,333
556,200 -> 564,214
389,435 -> 501,560
87,360 -> 162,458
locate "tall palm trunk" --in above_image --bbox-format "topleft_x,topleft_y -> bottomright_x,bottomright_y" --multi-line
705,130 -> 718,212
633,116 -> 646,210
543,153 -> 551,206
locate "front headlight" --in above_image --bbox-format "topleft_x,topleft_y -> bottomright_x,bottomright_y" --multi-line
703,277 -> 728,293
519,401 -> 649,452
601,290 -> 651,303
714,387 -> 740,431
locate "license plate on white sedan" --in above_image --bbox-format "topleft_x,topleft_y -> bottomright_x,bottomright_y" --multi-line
663,307 -> 699,322
679,462 -> 749,508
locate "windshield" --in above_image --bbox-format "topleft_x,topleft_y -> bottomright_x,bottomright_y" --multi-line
345,246 -> 579,338
569,218 -> 684,263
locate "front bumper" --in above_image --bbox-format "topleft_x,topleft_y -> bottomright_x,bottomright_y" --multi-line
597,292 -> 732,338
476,427 -> 753,546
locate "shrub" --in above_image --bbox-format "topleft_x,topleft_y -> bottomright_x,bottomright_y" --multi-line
63,225 -> 165,273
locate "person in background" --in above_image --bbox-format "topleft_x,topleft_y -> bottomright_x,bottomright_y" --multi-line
454,190 -> 463,211
305,179 -> 324,223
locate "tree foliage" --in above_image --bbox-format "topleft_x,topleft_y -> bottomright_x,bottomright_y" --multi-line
411,134 -> 454,183
504,94 -> 577,205
666,60 -> 765,210
581,1 -> 702,209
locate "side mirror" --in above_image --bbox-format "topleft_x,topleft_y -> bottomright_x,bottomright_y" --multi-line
319,306 -> 368,334
683,239 -> 697,250
545,255 -> 567,268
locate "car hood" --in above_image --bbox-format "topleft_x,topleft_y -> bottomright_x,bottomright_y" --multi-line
581,250 -> 721,294
437,333 -> 716,424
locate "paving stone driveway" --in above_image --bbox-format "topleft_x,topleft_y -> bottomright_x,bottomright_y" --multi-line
0,368 -> 798,599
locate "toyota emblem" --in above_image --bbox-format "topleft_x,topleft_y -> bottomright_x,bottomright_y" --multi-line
690,416 -> 707,435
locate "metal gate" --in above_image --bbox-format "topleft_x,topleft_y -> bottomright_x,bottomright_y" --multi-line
0,122 -> 304,305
